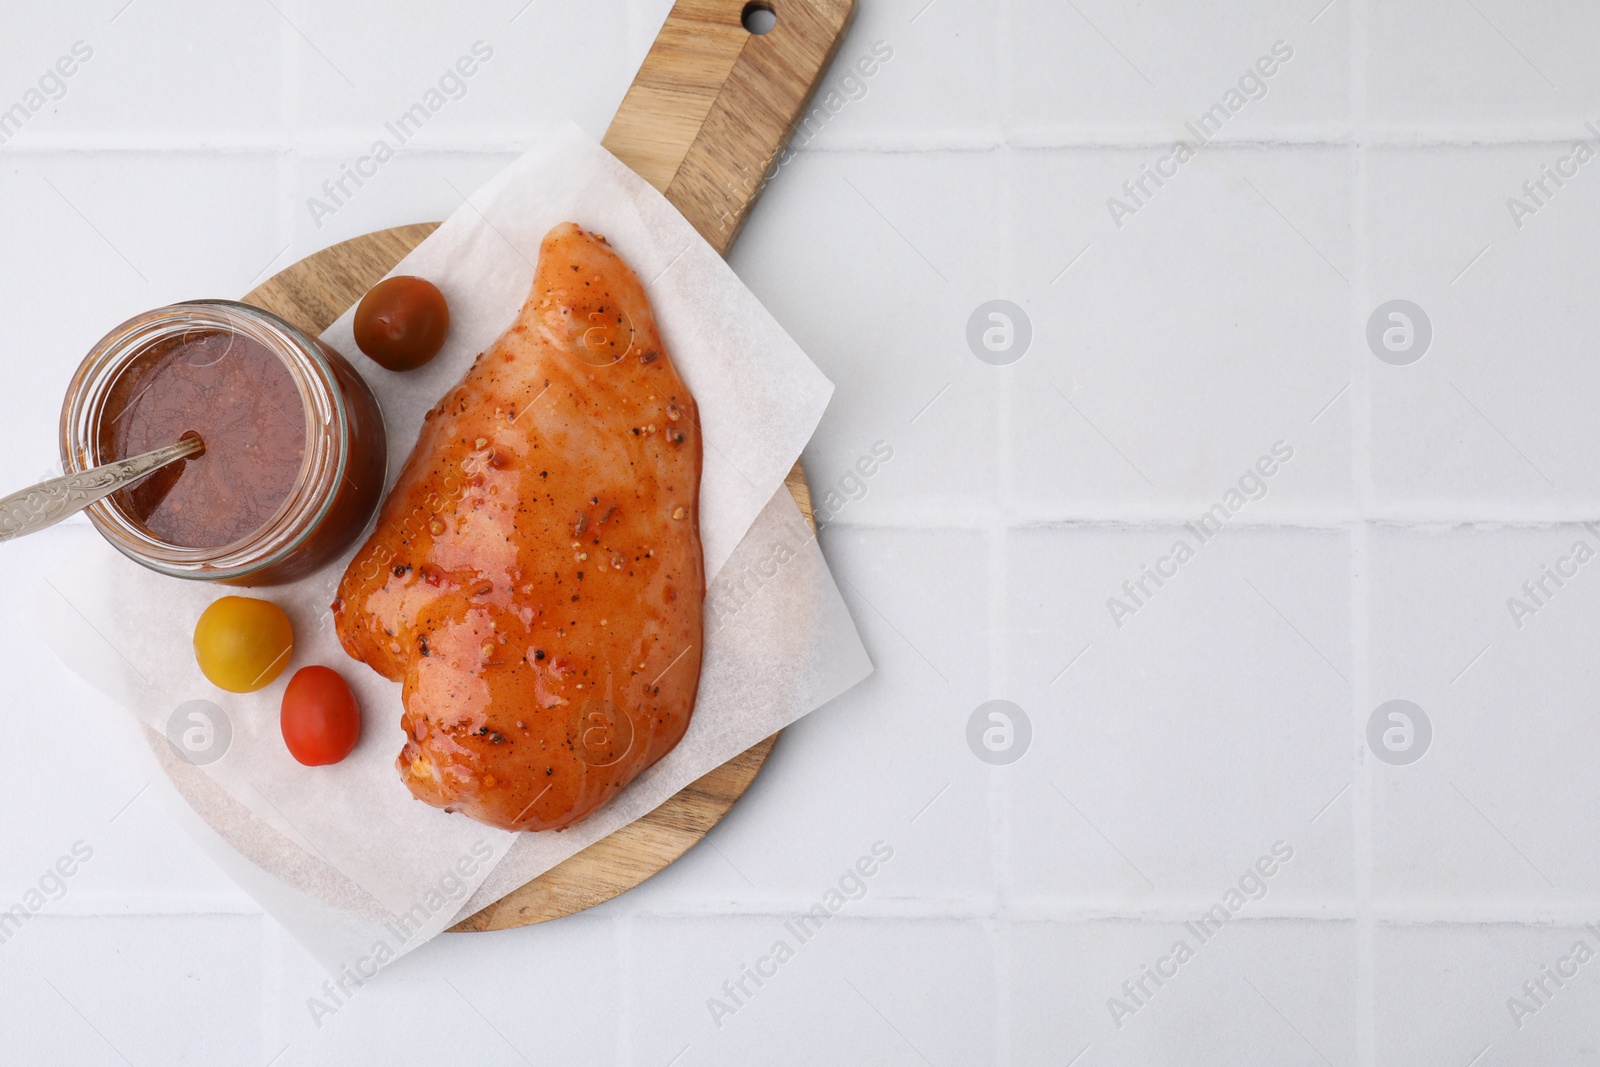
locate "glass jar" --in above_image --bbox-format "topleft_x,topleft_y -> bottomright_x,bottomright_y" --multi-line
59,300 -> 387,585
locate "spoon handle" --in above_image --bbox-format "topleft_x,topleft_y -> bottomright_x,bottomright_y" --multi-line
0,438 -> 203,543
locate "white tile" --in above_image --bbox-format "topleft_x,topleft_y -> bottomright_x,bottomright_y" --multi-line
1003,526 -> 1355,903
1006,146 -> 1353,520
290,149 -> 518,248
288,1 -> 634,144
1368,524 -> 1600,900
733,149 -> 1003,525
1367,1 -> 1600,137
1009,0 -> 1350,139
608,731 -> 946,913
1374,922 -> 1600,1067
271,915 -> 621,1066
789,0 -> 1001,144
790,24 -> 906,154
0,915 -> 263,1066
628,915 -> 788,1063
1005,918 -> 1356,1065
631,917 -> 995,1067
1366,144 -> 1600,513
0,6 -> 282,143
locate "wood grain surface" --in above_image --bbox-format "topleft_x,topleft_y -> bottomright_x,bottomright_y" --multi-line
239,0 -> 852,931
603,0 -> 857,253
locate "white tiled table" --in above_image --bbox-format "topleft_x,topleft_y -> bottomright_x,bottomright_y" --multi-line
5,1 -> 1600,1064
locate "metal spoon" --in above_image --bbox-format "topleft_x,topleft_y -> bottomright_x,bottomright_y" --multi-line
0,436 -> 204,543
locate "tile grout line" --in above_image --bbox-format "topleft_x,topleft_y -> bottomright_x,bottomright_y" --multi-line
1352,522 -> 1376,1067
19,132 -> 1600,154
617,911 -> 634,1067
1350,0 -> 1376,1063
262,916 -> 285,1066
34,899 -> 1600,920
275,0 -> 295,291
993,0 -> 1015,1061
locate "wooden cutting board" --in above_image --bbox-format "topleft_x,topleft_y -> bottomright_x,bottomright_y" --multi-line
235,0 -> 856,931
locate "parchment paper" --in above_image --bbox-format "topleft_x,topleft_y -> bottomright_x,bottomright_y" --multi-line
38,124 -> 872,972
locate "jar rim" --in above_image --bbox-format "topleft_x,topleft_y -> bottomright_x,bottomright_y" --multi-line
59,300 -> 353,582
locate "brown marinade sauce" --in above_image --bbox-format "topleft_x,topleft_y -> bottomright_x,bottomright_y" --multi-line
101,330 -> 307,548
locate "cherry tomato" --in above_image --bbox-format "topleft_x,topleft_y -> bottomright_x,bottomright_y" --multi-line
353,276 -> 450,371
193,596 -> 294,693
280,666 -> 362,766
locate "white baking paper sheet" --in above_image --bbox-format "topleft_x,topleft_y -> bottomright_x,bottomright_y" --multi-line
37,124 -> 872,973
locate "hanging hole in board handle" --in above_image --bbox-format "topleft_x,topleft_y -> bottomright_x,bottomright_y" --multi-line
742,1 -> 777,34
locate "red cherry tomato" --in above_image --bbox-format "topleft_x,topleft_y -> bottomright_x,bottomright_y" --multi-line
281,666 -> 362,766
352,276 -> 450,371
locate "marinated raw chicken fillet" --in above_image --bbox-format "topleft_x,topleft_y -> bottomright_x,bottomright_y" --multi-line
333,222 -> 704,832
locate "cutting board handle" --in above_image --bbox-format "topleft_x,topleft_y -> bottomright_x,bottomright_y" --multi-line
603,0 -> 858,256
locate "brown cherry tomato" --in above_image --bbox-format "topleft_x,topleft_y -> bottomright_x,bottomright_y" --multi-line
353,276 -> 450,371
281,665 -> 362,766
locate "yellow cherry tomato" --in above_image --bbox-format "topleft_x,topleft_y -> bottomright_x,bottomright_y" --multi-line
193,596 -> 294,693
